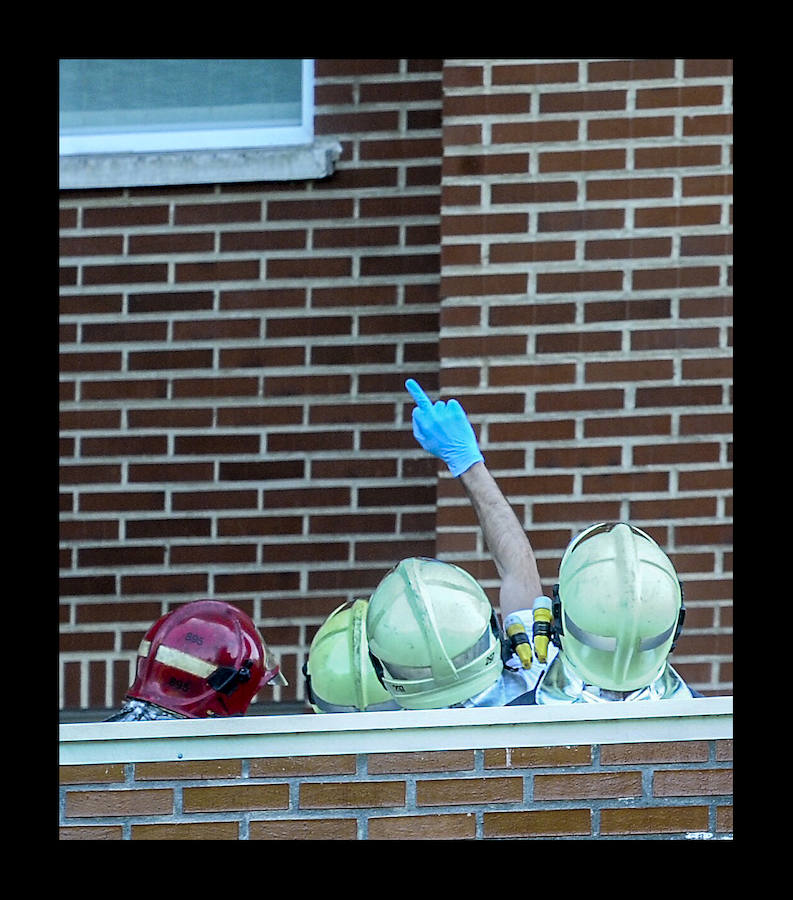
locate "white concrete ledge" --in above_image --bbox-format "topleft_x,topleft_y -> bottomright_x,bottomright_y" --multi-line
59,138 -> 343,190
59,696 -> 732,766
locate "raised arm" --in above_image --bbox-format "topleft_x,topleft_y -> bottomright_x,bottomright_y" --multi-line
405,379 -> 543,618
459,462 -> 543,618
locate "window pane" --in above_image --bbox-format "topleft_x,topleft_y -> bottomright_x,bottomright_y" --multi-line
59,58 -> 308,153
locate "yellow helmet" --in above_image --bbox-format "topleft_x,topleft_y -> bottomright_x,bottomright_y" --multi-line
366,557 -> 503,709
553,522 -> 685,691
303,599 -> 399,713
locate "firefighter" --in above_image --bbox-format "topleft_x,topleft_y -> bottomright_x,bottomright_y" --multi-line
303,598 -> 399,713
106,600 -> 286,721
366,556 -> 547,709
403,378 -> 699,704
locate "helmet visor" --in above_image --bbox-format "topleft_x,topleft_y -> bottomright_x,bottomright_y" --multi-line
262,644 -> 288,687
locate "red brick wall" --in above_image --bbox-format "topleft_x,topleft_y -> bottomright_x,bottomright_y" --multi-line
59,59 -> 732,715
59,739 -> 733,840
433,59 -> 732,695
59,60 -> 446,712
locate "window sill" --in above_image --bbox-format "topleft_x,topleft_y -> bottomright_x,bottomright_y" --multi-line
59,137 -> 342,190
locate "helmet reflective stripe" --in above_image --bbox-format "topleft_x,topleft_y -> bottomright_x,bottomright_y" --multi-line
638,621 -> 677,651
310,696 -> 400,714
563,612 -> 677,653
138,640 -> 217,679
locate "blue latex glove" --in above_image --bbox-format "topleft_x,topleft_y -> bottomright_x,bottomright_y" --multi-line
405,378 -> 484,477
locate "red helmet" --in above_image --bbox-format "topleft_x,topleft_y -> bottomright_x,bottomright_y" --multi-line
127,600 -> 286,718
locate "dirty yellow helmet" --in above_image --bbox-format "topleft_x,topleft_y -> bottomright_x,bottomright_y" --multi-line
366,557 -> 503,709
553,522 -> 685,692
303,599 -> 399,713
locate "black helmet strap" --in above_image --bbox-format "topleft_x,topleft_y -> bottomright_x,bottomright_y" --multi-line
208,660 -> 253,696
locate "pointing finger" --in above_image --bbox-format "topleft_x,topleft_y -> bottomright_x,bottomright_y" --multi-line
405,378 -> 433,410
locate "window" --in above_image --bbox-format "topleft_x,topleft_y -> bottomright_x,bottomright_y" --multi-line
59,59 -> 313,155
59,58 -> 340,188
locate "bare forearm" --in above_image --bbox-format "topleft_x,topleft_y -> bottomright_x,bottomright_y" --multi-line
459,461 -> 544,618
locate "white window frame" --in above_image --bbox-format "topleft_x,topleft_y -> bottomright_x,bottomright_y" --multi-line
59,59 -> 340,189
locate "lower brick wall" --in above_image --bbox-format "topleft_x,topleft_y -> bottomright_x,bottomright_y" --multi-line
59,701 -> 732,840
